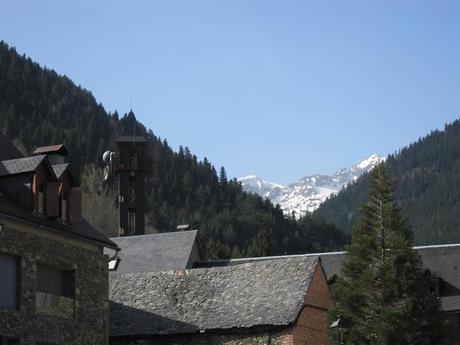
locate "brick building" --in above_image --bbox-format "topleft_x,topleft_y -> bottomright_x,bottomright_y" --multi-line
0,135 -> 118,345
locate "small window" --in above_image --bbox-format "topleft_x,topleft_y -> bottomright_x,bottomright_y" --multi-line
61,193 -> 67,222
0,336 -> 19,345
128,208 -> 136,234
0,253 -> 19,310
38,184 -> 45,214
37,264 -> 74,298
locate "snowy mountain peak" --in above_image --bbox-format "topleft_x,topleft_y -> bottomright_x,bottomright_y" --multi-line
357,154 -> 384,170
237,175 -> 284,200
239,154 -> 385,218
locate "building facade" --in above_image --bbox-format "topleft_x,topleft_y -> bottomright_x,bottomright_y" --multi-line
0,137 -> 118,345
109,255 -> 332,345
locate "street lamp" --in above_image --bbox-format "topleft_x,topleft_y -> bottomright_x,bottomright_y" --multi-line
330,316 -> 349,345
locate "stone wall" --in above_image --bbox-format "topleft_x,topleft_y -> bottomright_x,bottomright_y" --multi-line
0,217 -> 109,345
110,330 -> 287,345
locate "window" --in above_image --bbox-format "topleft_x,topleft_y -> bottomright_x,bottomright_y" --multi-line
0,336 -> 19,345
37,264 -> 74,298
0,253 -> 19,310
128,208 -> 136,234
38,184 -> 45,214
128,175 -> 136,203
60,192 -> 68,222
36,264 -> 75,319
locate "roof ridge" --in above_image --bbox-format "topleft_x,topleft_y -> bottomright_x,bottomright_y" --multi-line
110,229 -> 198,240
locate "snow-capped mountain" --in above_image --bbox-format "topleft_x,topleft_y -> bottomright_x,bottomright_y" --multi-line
237,175 -> 285,200
238,154 -> 385,218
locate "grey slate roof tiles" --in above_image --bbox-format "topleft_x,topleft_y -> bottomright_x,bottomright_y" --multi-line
441,295 -> 460,312
108,231 -> 200,274
109,256 -> 319,336
194,245 -> 460,312
0,192 -> 118,249
0,155 -> 46,177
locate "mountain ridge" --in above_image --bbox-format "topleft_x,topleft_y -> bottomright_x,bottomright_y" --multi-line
314,120 -> 460,245
239,154 -> 385,217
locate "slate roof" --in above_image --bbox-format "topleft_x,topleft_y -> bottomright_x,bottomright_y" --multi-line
0,155 -> 46,177
0,133 -> 23,161
441,295 -> 460,312
107,230 -> 201,274
197,245 -> 460,291
318,245 -> 460,297
109,256 -> 319,336
0,192 -> 118,249
195,245 -> 460,311
33,144 -> 68,155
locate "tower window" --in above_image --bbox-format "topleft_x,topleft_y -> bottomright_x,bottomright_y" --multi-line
128,208 -> 136,234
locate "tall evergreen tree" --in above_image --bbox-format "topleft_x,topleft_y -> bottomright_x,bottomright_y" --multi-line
331,164 -> 444,345
219,166 -> 228,187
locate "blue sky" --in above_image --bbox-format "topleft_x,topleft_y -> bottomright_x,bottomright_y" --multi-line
2,1 -> 460,184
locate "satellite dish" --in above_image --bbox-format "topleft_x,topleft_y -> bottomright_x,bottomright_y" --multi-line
102,150 -> 111,164
103,165 -> 110,182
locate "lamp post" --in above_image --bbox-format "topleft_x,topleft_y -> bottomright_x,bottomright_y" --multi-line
330,316 -> 349,345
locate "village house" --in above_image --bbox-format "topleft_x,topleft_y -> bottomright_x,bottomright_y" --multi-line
107,231 -> 460,345
2,132 -> 459,345
108,232 -> 332,345
0,134 -> 118,345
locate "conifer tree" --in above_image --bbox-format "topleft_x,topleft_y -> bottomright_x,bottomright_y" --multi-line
331,164 -> 444,345
219,166 -> 228,187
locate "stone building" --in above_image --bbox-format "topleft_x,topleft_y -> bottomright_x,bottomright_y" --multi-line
108,228 -> 460,345
0,135 -> 118,345
213,244 -> 460,344
109,254 -> 332,345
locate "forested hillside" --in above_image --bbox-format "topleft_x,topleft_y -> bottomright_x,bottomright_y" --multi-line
0,41 -> 347,258
314,120 -> 460,245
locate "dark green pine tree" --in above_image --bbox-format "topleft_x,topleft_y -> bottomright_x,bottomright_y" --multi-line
331,164 -> 444,345
219,166 -> 228,187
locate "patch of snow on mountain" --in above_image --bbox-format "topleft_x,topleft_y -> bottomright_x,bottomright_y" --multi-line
239,154 -> 385,218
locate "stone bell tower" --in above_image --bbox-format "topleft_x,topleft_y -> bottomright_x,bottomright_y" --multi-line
103,112 -> 149,237
113,133 -> 148,236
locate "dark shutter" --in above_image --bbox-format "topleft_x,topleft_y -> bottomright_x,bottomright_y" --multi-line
69,187 -> 82,224
0,253 -> 18,309
46,182 -> 60,218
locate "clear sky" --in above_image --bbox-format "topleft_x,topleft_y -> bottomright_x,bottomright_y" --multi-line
1,1 -> 460,184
